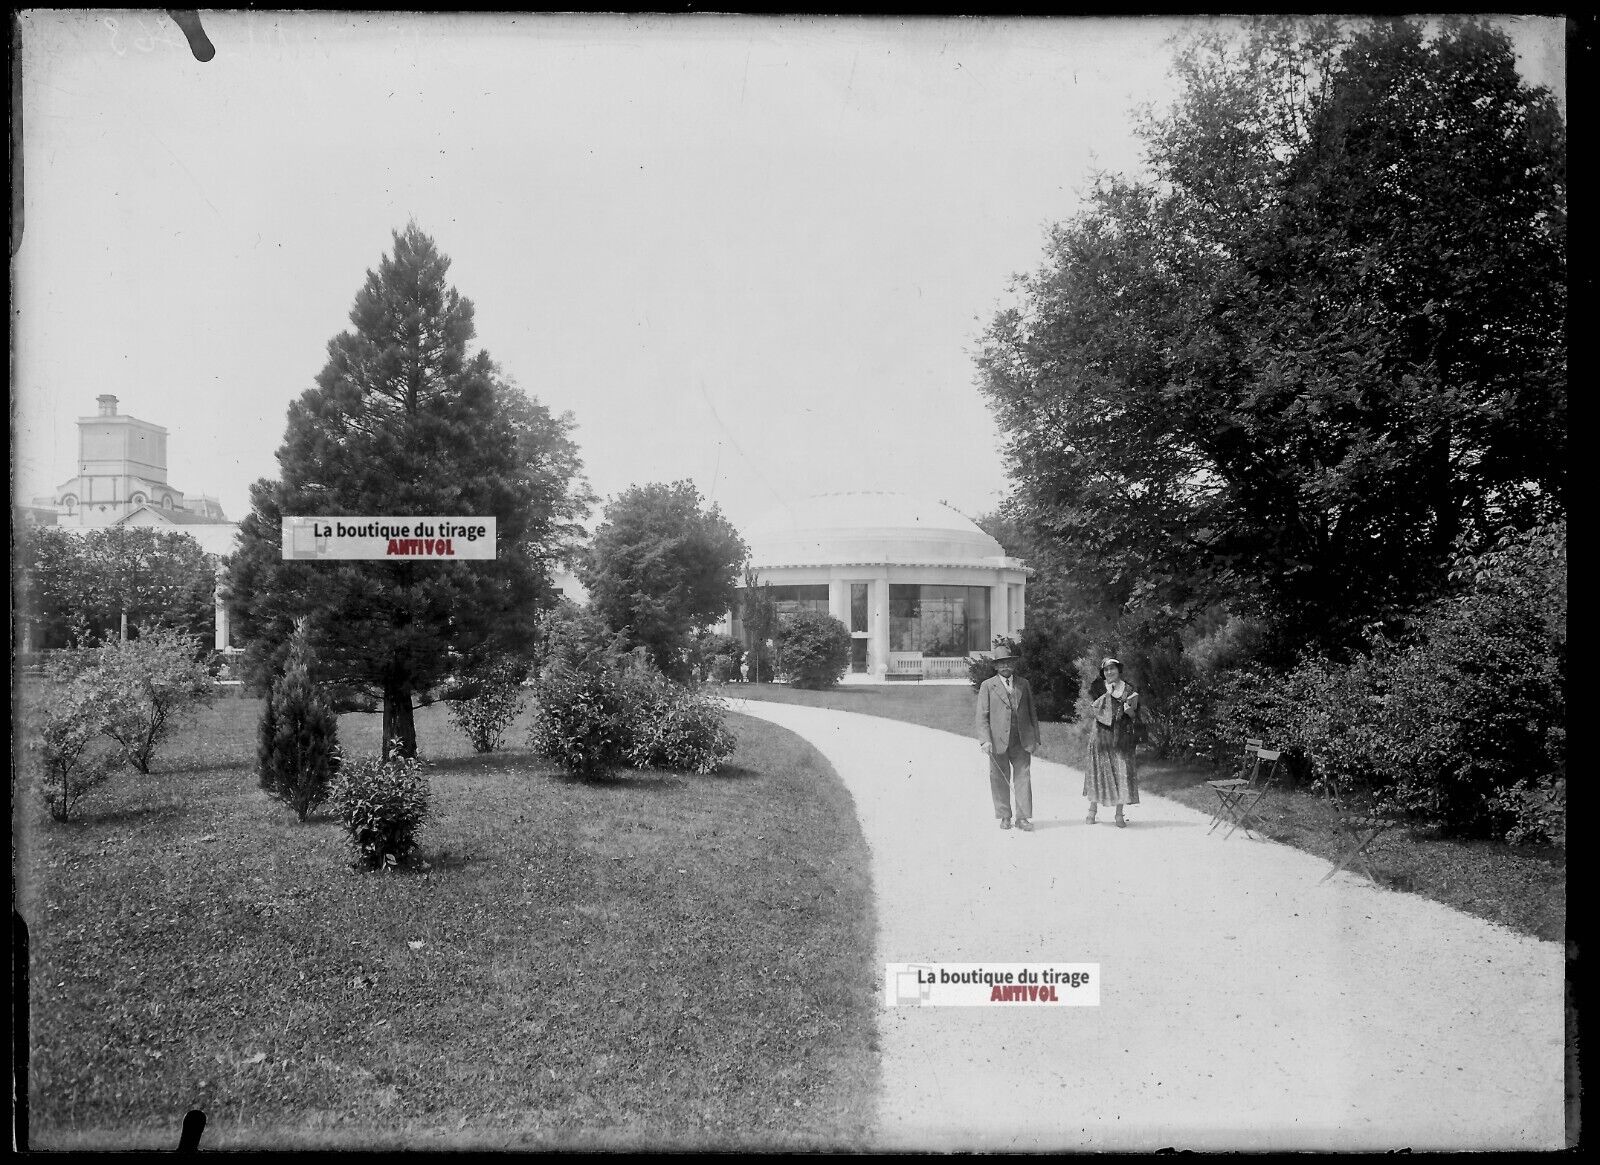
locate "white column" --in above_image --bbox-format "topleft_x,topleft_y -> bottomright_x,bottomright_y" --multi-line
829,578 -> 848,626
214,564 -> 230,651
871,574 -> 891,677
1015,579 -> 1026,633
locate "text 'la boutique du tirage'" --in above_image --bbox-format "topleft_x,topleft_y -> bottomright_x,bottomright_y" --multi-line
279,517 -> 498,561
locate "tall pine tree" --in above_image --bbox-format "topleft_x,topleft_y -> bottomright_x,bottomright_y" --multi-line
226,223 -> 594,756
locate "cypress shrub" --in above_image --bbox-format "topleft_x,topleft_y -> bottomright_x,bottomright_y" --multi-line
258,628 -> 341,822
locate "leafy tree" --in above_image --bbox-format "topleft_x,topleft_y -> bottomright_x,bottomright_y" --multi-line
86,625 -> 217,774
225,223 -> 594,757
531,599 -> 627,676
18,526 -> 217,649
27,660 -> 124,821
774,609 -> 851,690
976,17 -> 1565,658
579,481 -> 747,681
446,654 -> 530,753
259,625 -> 342,821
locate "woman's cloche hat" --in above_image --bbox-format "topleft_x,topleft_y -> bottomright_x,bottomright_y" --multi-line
1100,656 -> 1123,673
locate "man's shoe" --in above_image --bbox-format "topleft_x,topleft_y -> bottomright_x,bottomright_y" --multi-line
999,818 -> 1012,830
1016,819 -> 1034,832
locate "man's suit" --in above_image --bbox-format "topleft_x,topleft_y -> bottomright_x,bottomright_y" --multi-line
975,673 -> 1042,823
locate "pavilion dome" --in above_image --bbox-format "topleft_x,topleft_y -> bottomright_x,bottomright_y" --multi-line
743,491 -> 1009,569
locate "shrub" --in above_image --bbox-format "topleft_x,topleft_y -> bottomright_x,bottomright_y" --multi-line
527,661 -> 634,777
28,663 -> 124,821
1018,621 -> 1084,721
774,609 -> 850,690
446,656 -> 530,753
528,657 -> 737,777
258,628 -> 341,822
87,625 -> 217,774
1191,523 -> 1566,842
331,743 -> 432,869
618,666 -> 737,774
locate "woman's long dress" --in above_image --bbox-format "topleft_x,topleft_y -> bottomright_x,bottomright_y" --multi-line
1083,691 -> 1141,806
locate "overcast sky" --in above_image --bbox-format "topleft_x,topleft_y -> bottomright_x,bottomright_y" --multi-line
13,12 -> 1566,540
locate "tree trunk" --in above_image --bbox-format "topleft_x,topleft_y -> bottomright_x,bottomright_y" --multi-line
381,681 -> 418,759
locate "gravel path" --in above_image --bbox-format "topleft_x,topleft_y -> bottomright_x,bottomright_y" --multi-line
730,700 -> 1566,1152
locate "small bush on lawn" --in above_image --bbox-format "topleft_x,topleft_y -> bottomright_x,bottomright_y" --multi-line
258,627 -> 341,822
445,655 -> 530,753
527,661 -> 634,777
87,625 -> 217,774
619,666 -> 737,773
528,658 -> 737,777
330,742 -> 432,869
774,609 -> 851,690
28,662 -> 124,822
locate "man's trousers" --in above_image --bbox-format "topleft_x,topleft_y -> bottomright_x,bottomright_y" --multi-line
989,742 -> 1033,822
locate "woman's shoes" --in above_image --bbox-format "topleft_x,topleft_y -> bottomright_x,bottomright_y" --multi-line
1114,813 -> 1127,828
1085,813 -> 1097,825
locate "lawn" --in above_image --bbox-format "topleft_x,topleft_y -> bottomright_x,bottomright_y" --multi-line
731,682 -> 1566,943
16,692 -> 880,1151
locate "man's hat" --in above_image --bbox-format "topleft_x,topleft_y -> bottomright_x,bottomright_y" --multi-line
990,646 -> 1018,663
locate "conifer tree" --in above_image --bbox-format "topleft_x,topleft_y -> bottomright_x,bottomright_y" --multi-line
227,223 -> 594,755
259,625 -> 340,822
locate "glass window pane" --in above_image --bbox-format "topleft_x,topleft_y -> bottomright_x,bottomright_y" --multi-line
851,583 -> 868,633
968,587 -> 991,652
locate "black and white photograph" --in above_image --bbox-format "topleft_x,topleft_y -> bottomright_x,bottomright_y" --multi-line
12,10 -> 1570,1151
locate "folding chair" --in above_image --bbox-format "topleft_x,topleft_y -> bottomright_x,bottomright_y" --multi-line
1318,776 -> 1401,885
1209,748 -> 1282,840
1206,737 -> 1264,833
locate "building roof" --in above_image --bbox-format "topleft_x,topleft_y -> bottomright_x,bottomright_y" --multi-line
743,491 -> 1018,570
116,504 -> 231,526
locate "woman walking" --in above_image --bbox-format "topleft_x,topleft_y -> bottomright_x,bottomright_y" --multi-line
1084,657 -> 1141,827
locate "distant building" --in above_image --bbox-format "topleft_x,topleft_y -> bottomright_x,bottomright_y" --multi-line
722,491 -> 1027,681
31,395 -> 241,649
33,394 -> 234,530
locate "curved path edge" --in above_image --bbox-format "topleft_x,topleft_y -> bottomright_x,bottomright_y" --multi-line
730,698 -> 1565,1152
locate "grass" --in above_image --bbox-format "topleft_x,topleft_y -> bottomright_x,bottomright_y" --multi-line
16,692 -> 880,1151
731,682 -> 1566,943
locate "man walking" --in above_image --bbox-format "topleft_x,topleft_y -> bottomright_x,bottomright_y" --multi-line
975,646 -> 1042,831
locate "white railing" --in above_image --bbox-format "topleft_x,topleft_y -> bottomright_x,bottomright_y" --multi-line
922,656 -> 971,679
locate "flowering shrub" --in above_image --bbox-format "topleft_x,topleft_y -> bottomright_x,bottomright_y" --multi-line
528,659 -> 736,777
446,656 -> 530,753
527,662 -> 633,777
774,610 -> 851,690
29,663 -> 123,822
85,625 -> 217,774
618,667 -> 737,774
331,743 -> 432,868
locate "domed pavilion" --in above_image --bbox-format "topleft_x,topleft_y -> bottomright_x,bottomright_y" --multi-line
722,491 -> 1028,681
